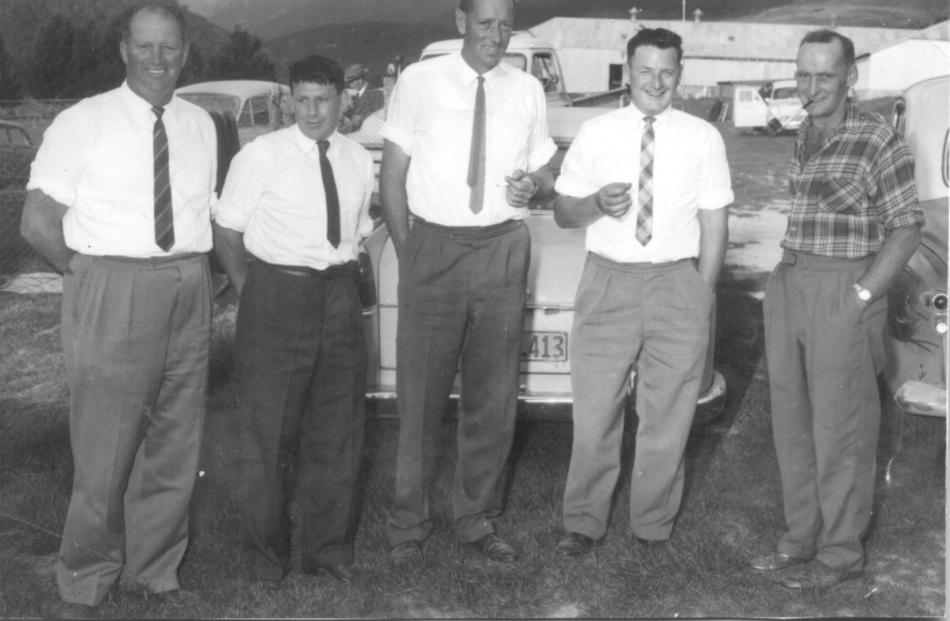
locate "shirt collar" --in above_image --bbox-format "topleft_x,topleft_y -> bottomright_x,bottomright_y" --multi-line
291,123 -> 338,153
119,80 -> 180,121
627,103 -> 673,127
452,51 -> 507,85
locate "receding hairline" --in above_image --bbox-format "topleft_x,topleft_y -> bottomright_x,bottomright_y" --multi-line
120,1 -> 188,43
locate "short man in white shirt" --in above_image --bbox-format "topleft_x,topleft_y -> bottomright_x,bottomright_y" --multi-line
213,55 -> 374,587
380,0 -> 556,565
552,28 -> 733,557
19,1 -> 217,614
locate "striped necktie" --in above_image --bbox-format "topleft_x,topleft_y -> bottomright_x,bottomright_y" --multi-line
467,75 -> 486,214
318,140 -> 341,248
152,106 -> 174,251
636,115 -> 655,246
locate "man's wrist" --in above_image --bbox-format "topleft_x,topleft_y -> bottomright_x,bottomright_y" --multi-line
852,282 -> 872,302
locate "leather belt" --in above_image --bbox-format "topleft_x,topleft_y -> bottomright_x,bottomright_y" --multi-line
251,257 -> 356,279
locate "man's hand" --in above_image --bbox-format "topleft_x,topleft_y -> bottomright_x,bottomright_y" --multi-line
504,169 -> 539,208
595,182 -> 633,218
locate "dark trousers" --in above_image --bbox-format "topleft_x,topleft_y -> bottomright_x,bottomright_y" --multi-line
58,253 -> 211,605
764,250 -> 886,573
234,259 -> 366,580
386,219 -> 529,545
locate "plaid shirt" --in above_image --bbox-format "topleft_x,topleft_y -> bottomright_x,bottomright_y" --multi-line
782,103 -> 923,258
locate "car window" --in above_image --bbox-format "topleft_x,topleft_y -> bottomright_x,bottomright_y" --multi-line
502,53 -> 526,71
179,93 -> 242,118
247,94 -> 271,126
531,53 -> 560,93
771,87 -> 797,100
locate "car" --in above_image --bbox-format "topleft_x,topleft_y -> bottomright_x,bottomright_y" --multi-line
884,74 -> 949,418
356,112 -> 726,421
175,80 -> 292,146
0,120 -> 36,189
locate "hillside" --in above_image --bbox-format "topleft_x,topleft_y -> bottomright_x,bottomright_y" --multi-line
261,0 -> 947,81
0,0 -> 230,91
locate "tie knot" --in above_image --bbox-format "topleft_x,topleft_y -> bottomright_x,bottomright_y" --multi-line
643,116 -> 655,125
152,106 -> 164,120
317,140 -> 330,156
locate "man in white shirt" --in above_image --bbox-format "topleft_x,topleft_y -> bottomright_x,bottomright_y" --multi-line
552,28 -> 733,558
213,54 -> 374,587
20,2 -> 217,615
380,0 -> 556,565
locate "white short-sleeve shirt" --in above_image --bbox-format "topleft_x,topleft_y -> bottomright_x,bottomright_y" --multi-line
382,52 -> 557,227
556,105 -> 733,263
28,82 -> 218,257
213,125 -> 375,270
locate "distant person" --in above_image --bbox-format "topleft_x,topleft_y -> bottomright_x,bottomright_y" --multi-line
552,27 -> 732,558
212,54 -> 374,587
379,0 -> 556,565
338,62 -> 385,134
19,1 -> 217,616
748,29 -> 922,591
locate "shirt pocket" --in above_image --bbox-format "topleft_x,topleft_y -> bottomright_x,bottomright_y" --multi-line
817,174 -> 865,214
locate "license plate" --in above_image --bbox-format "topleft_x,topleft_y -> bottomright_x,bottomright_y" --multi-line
522,331 -> 568,362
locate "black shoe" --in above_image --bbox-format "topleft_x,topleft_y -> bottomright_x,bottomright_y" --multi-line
779,561 -> 863,591
313,564 -> 355,584
748,552 -> 810,572
53,602 -> 98,619
390,540 -> 424,566
555,532 -> 597,557
468,533 -> 517,563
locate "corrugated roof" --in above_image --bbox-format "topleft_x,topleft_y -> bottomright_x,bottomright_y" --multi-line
528,17 -> 922,62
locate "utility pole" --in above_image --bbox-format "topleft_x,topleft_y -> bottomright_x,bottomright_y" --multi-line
682,0 -> 686,22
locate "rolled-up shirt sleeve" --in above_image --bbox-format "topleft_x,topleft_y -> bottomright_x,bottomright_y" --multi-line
697,126 -> 734,211
380,74 -> 414,156
212,142 -> 268,232
27,107 -> 89,207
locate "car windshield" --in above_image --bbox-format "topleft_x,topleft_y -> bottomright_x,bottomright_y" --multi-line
771,87 -> 797,100
178,93 -> 242,117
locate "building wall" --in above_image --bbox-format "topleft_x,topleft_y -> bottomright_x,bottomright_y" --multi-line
855,40 -> 950,98
530,17 -> 923,95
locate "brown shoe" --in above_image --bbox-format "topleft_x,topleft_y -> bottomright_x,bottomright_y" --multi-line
468,533 -> 517,563
748,552 -> 809,572
779,561 -> 863,591
555,532 -> 597,557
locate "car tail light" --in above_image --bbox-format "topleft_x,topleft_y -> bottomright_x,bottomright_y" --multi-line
358,250 -> 377,312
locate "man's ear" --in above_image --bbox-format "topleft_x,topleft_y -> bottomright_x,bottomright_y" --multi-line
846,62 -> 857,88
455,8 -> 467,36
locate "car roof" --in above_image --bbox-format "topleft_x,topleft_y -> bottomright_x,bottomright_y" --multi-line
175,80 -> 288,101
421,31 -> 554,57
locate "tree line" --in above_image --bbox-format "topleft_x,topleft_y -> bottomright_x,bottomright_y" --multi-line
0,15 -> 277,101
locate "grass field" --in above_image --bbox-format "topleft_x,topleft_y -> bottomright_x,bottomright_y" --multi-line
0,109 -> 945,618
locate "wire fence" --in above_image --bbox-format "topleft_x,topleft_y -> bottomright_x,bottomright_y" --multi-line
0,100 -> 77,295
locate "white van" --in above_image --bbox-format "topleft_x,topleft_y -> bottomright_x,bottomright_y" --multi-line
732,79 -> 805,134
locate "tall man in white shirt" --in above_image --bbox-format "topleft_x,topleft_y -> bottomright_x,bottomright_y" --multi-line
380,0 -> 557,565
552,28 -> 733,557
213,55 -> 374,587
19,1 -> 217,615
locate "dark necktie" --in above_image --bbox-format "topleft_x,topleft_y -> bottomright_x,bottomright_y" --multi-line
467,75 -> 486,214
152,106 -> 174,251
636,116 -> 655,246
318,140 -> 341,248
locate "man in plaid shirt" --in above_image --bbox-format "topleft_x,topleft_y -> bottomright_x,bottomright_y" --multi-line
748,29 -> 923,591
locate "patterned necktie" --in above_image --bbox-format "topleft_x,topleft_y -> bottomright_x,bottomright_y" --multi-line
318,140 -> 341,248
636,115 -> 655,246
152,106 -> 174,251
467,76 -> 486,214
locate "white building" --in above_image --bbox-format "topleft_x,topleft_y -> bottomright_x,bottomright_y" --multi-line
855,24 -> 950,98
528,11 -> 923,97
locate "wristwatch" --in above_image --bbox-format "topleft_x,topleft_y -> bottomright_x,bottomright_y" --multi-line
852,282 -> 872,302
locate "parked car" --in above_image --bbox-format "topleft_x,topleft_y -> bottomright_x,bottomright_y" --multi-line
175,80 -> 292,146
884,74 -> 949,418
0,120 -> 36,189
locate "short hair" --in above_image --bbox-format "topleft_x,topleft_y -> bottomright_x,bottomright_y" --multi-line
799,29 -> 856,66
288,55 -> 345,93
626,27 -> 683,64
120,1 -> 188,43
458,0 -> 516,14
